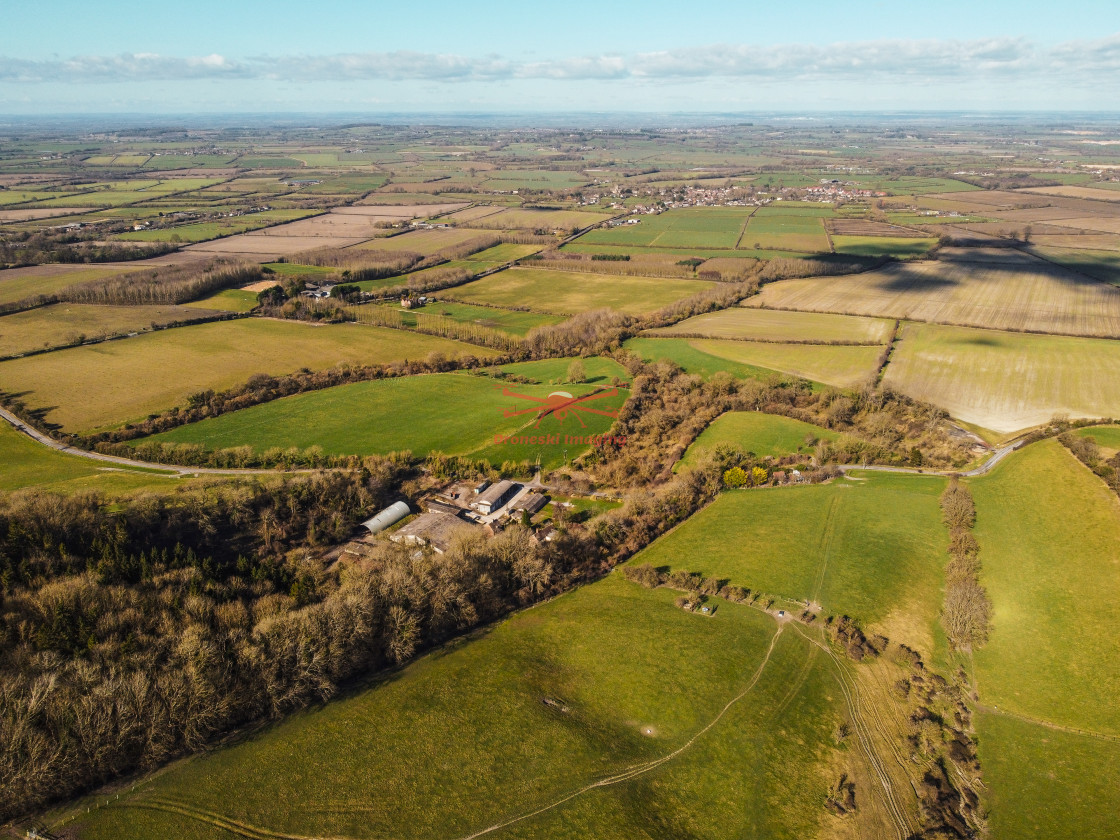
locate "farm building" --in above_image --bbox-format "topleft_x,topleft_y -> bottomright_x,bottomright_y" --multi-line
359,501 -> 411,535
425,499 -> 464,516
471,480 -> 520,515
390,511 -> 477,554
513,493 -> 549,516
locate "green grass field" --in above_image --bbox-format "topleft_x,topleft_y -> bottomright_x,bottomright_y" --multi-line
975,711 -> 1120,840
691,338 -> 883,389
60,573 -> 850,840
577,207 -> 754,250
144,359 -> 629,468
447,267 -> 711,315
623,337 -> 820,384
1032,247 -> 1120,285
650,307 -> 893,344
968,440 -> 1120,837
678,412 -> 839,466
631,472 -> 949,653
830,236 -> 937,258
1076,424 -> 1120,456
0,303 -> 227,357
395,301 -> 565,335
182,289 -> 259,313
562,242 -> 809,260
883,323 -> 1120,433
0,420 -> 185,495
0,320 -> 495,433
0,265 -> 141,306
741,207 -> 833,253
970,440 -> 1120,736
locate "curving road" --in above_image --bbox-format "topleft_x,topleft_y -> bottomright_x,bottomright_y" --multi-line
0,406 -> 301,477
837,440 -> 1026,479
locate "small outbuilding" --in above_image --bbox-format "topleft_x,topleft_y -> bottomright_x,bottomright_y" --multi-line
359,501 -> 411,535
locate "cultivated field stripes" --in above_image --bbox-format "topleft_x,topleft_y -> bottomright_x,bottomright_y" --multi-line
747,257 -> 1120,338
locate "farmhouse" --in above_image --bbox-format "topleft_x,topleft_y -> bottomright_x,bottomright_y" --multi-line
471,480 -> 520,515
390,511 -> 477,554
512,492 -> 549,516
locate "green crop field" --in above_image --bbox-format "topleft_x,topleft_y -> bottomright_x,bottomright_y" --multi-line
691,338 -> 883,388
577,207 -> 754,250
358,227 -> 495,255
678,411 -> 839,467
968,441 -> 1120,836
394,301 -> 565,335
0,303 -> 227,357
0,320 -> 495,433
146,359 -> 629,468
830,236 -> 937,258
741,207 -> 833,253
447,267 -> 711,315
631,472 -> 949,653
970,440 -> 1120,735
61,573 -> 854,840
883,323 -> 1120,433
650,307 -> 893,344
562,242 -> 808,260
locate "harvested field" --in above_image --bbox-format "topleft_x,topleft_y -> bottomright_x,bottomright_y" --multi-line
691,338 -> 883,388
186,235 -> 367,258
356,227 -> 495,254
0,303 -> 226,357
331,203 -> 467,217
1018,185 -> 1120,202
0,319 -> 494,432
747,253 -> 1120,338
826,218 -> 926,237
1047,216 -> 1120,235
0,207 -> 88,221
926,190 -> 1041,207
649,307 -> 893,343
447,267 -> 711,315
831,236 -> 937,258
1030,233 -> 1120,250
883,323 -> 1120,432
442,205 -> 507,222
1031,247 -> 1120,284
467,207 -> 609,231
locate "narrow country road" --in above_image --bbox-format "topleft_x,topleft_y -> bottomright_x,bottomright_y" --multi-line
837,440 -> 1025,479
0,406 -> 300,477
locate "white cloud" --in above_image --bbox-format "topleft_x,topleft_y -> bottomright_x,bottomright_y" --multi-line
2,34 -> 1119,86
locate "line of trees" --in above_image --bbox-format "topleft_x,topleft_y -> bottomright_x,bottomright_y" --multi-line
939,479 -> 991,649
59,262 -> 263,306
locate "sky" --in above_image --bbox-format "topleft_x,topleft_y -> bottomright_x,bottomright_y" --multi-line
2,0 -> 1119,114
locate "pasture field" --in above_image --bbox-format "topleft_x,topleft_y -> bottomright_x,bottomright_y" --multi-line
563,241 -> 809,260
976,712 -> 1120,840
691,338 -> 884,388
0,303 -> 227,357
747,254 -> 1120,338
462,242 -> 542,263
632,471 -> 949,653
394,301 -> 565,335
0,421 -> 183,495
182,289 -> 259,312
0,321 -> 495,433
649,307 -> 893,343
740,207 -> 832,253
883,323 -> 1120,432
0,264 -> 139,305
1076,424 -> 1120,455
146,365 -> 626,468
829,236 -> 937,258
1018,184 -> 1120,202
576,207 -> 754,250
970,440 -> 1120,736
62,573 -> 854,840
623,337 -> 819,383
446,267 -> 711,315
480,168 -> 590,190
678,411 -> 839,466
